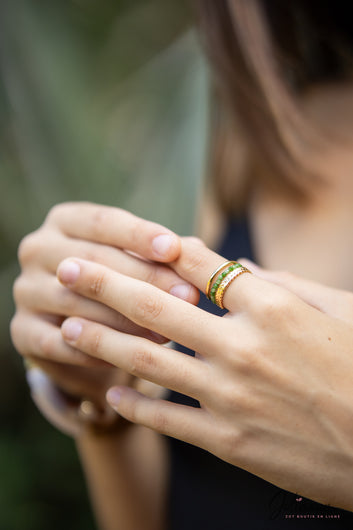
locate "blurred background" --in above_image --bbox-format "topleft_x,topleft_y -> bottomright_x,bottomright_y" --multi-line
0,0 -> 208,527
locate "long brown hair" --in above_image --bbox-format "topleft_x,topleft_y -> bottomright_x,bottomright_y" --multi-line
195,0 -> 353,215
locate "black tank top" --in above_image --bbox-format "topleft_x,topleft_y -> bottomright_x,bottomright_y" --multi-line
167,218 -> 353,529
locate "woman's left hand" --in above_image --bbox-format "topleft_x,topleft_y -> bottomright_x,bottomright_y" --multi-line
57,240 -> 353,511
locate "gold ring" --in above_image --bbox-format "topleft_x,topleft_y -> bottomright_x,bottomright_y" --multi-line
206,260 -> 237,299
214,266 -> 251,309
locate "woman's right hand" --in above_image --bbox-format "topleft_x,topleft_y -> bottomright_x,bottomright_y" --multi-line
10,202 -> 199,425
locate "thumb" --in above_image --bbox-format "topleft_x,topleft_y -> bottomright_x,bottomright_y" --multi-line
239,258 -> 353,324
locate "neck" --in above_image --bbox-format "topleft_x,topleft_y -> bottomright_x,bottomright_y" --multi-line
302,82 -> 353,199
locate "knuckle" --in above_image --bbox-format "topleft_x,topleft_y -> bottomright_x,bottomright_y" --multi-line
221,332 -> 247,364
153,410 -> 168,432
10,314 -> 22,353
89,271 -> 107,298
218,425 -> 250,461
145,265 -> 178,291
256,291 -> 294,321
232,388 -> 258,416
76,245 -> 94,263
45,202 -> 68,223
235,348 -> 263,376
181,250 -> 208,276
91,330 -> 102,355
12,276 -> 25,305
216,384 -> 235,410
79,242 -> 116,265
132,293 -> 163,324
130,348 -> 156,378
80,246 -> 100,264
38,331 -> 57,358
18,232 -> 40,265
143,263 -> 175,289
90,207 -> 112,239
144,264 -> 159,286
216,382 -> 248,412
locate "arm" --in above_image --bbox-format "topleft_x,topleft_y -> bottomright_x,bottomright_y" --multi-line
77,425 -> 168,530
26,361 -> 169,530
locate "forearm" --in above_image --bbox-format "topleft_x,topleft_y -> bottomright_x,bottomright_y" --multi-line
76,424 -> 169,530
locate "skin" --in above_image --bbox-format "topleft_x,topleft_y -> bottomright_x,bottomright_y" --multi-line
11,197 -> 353,524
56,240 -> 353,512
11,201 -> 199,406
11,202 -> 202,530
11,84 -> 353,526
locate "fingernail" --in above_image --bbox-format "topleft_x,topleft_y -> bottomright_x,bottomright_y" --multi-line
106,387 -> 121,406
61,319 -> 82,341
26,368 -> 67,410
152,234 -> 174,258
57,260 -> 80,285
169,283 -> 192,301
26,367 -> 49,390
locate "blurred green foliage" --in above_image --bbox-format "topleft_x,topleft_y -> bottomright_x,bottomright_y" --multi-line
0,0 -> 208,527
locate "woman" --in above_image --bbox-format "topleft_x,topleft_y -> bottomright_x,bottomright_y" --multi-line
11,0 -> 353,528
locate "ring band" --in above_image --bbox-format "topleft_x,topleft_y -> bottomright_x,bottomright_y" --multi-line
206,261 -> 237,299
206,260 -> 252,309
214,266 -> 250,309
209,263 -> 242,304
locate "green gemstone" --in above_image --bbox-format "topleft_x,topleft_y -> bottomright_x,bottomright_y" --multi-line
209,262 -> 243,305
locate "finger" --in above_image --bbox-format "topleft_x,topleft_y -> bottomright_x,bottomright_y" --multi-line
106,386 -> 211,448
170,238 -> 280,312
26,367 -> 82,437
25,356 -> 124,404
21,232 -> 199,304
46,202 -> 181,262
180,236 -> 206,247
61,317 -> 209,401
57,258 -> 221,354
10,311 -> 106,367
14,273 -> 167,343
239,258 -> 353,322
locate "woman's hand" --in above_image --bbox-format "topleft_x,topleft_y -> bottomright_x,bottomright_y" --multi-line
56,238 -> 353,510
10,202 -> 199,411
